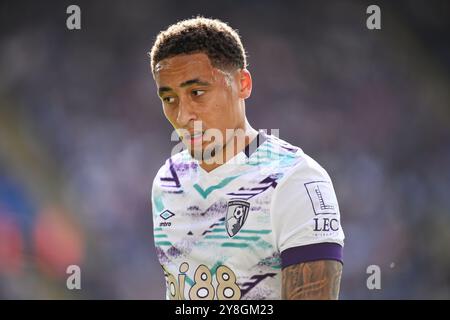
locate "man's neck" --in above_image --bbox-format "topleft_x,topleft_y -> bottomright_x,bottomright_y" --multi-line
199,125 -> 258,173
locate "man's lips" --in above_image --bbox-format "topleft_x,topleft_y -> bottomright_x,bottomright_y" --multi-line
184,131 -> 204,143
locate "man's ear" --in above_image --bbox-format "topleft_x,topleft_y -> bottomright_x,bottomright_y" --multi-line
238,69 -> 252,99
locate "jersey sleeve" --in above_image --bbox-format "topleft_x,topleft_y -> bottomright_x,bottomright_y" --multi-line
151,162 -> 170,229
151,167 -> 162,223
270,154 -> 345,268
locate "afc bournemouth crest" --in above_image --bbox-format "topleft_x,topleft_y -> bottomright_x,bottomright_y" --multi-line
225,200 -> 250,237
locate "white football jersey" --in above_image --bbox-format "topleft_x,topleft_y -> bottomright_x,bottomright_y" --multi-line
151,132 -> 344,300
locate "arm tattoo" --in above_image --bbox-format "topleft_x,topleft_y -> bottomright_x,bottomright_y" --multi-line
282,260 -> 343,300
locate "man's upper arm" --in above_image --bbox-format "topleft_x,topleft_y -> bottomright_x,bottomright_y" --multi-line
270,155 -> 345,299
282,260 -> 343,300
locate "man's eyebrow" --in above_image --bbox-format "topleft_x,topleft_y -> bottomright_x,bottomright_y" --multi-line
158,79 -> 210,96
180,78 -> 211,87
158,87 -> 172,96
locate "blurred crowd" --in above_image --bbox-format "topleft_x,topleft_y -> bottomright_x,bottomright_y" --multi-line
0,0 -> 449,299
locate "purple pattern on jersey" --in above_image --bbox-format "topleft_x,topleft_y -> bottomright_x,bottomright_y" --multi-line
171,160 -> 198,176
280,145 -> 299,153
257,252 -> 282,269
167,246 -> 183,259
226,173 -> 282,200
200,201 -> 227,216
268,135 -> 299,153
239,273 -> 277,297
160,158 -> 181,188
202,217 -> 226,236
156,246 -> 170,264
184,201 -> 227,218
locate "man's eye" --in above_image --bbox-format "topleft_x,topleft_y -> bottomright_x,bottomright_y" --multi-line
192,90 -> 205,97
163,96 -> 175,103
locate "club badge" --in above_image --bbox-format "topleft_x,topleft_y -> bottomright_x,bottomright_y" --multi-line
225,200 -> 250,237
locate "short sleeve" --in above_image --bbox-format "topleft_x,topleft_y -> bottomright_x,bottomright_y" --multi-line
151,166 -> 163,221
270,154 -> 345,268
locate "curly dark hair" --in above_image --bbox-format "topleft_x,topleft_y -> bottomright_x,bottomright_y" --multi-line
149,17 -> 247,75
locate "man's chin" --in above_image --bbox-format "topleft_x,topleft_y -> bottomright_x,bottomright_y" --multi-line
188,148 -> 214,161
187,144 -> 221,163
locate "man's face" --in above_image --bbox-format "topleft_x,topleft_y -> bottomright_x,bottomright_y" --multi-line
154,52 -> 251,160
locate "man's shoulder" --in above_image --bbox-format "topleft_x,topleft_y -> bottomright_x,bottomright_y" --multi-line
265,135 -> 331,185
152,150 -> 195,187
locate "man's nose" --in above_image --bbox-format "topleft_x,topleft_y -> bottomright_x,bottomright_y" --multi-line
176,100 -> 197,126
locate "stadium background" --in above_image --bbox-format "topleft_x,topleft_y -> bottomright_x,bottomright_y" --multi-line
0,0 -> 449,299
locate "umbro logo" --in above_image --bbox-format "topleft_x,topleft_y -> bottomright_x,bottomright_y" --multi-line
160,210 -> 175,220
159,210 -> 175,227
